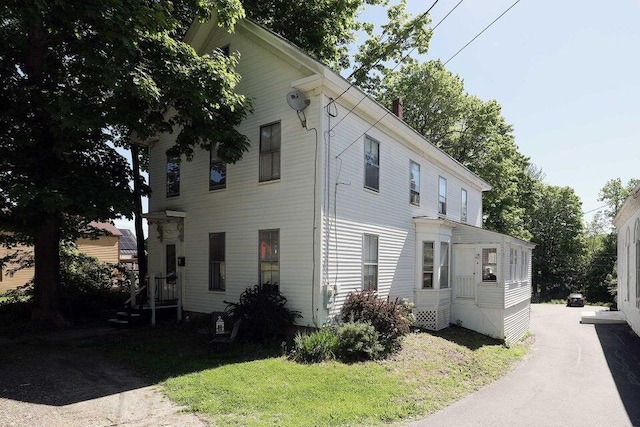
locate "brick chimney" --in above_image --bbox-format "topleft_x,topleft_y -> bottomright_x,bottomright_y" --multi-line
392,99 -> 403,120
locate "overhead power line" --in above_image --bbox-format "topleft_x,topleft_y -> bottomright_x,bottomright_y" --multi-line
444,0 -> 523,65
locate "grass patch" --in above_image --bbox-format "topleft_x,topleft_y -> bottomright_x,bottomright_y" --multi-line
88,323 -> 529,426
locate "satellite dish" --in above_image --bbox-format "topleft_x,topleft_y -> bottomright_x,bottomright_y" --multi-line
286,90 -> 310,112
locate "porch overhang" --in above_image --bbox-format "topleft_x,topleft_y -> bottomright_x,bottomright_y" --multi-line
143,210 -> 187,242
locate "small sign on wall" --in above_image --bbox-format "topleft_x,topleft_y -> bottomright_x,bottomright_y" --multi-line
177,256 -> 186,266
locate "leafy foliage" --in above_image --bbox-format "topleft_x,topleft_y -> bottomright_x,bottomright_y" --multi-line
0,0 -> 250,323
340,290 -> 414,355
290,326 -> 339,363
528,185 -> 586,299
224,285 -> 301,342
598,178 -> 639,224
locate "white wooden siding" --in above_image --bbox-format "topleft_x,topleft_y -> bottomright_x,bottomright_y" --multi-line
615,199 -> 640,337
147,26 -> 321,325
451,299 -> 504,340
503,299 -> 530,345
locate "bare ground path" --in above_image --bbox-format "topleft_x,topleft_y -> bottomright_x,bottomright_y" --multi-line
0,329 -> 209,427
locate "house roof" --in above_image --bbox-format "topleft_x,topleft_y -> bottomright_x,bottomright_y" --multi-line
88,221 -> 122,237
184,16 -> 493,193
118,228 -> 138,255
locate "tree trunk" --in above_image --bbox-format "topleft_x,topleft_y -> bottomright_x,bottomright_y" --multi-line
31,217 -> 66,326
131,144 -> 148,289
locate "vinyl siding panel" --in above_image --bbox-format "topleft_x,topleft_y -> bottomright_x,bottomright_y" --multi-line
0,245 -> 33,292
615,200 -> 640,337
477,284 -> 504,308
503,299 -> 531,345
77,236 -> 120,264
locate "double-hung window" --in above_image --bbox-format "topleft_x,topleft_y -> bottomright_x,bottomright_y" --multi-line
482,248 -> 498,282
209,233 -> 225,291
363,234 -> 378,291
440,242 -> 449,288
438,176 -> 447,215
166,155 -> 180,197
422,242 -> 434,289
260,122 -> 281,182
209,145 -> 226,190
410,161 -> 420,205
461,189 -> 468,222
635,220 -> 640,304
364,136 -> 380,191
259,229 -> 279,286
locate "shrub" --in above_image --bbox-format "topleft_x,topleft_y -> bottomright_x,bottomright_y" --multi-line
334,322 -> 384,362
340,290 -> 414,355
225,285 -> 301,342
290,327 -> 339,363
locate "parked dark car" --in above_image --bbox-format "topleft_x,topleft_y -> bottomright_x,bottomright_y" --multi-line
567,293 -> 585,307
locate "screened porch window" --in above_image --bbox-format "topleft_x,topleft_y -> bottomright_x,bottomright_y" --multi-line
482,248 -> 497,282
363,234 -> 378,291
461,189 -> 468,223
422,241 -> 434,289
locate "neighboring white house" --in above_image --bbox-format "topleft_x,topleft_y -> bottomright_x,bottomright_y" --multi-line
613,181 -> 640,337
143,16 -> 534,344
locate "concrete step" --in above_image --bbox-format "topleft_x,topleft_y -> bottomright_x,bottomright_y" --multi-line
581,310 -> 627,324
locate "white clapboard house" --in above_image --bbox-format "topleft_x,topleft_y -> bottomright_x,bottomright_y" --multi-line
614,182 -> 640,337
143,15 -> 534,344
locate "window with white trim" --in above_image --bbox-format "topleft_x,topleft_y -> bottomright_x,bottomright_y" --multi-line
363,234 -> 378,291
209,233 -> 225,291
259,122 -> 281,182
166,155 -> 180,197
461,189 -> 468,223
510,248 -> 516,281
482,248 -> 497,282
259,229 -> 279,286
440,242 -> 449,288
410,161 -> 420,205
438,176 -> 447,215
364,136 -> 380,191
422,241 -> 434,289
626,227 -> 631,301
635,220 -> 640,303
209,145 -> 226,190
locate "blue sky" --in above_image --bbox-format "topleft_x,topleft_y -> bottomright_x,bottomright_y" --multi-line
359,0 -> 639,221
115,0 -> 639,232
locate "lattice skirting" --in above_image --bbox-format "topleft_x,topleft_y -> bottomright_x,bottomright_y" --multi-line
414,305 -> 450,331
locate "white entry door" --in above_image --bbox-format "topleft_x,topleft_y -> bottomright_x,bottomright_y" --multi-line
453,245 -> 479,298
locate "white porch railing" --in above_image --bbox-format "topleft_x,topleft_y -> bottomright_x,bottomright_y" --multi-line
149,272 -> 183,326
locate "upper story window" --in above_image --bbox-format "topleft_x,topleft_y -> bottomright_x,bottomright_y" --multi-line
209,145 -> 226,191
461,189 -> 468,223
209,232 -> 225,291
364,136 -> 380,192
259,229 -> 279,288
422,241 -> 434,289
166,154 -> 180,198
259,122 -> 281,182
410,161 -> 420,205
438,176 -> 447,215
363,234 -> 379,291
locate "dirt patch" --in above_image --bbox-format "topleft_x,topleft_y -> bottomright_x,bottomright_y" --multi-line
0,335 -> 210,426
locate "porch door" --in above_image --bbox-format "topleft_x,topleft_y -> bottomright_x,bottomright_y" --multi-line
453,246 -> 478,298
166,244 -> 177,284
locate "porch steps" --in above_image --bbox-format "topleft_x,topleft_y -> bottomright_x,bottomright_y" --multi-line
107,310 -> 144,329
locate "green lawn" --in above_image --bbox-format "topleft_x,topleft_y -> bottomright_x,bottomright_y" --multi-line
94,324 -> 529,426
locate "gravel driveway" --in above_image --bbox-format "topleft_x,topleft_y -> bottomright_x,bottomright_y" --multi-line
0,329 -> 209,427
408,304 -> 640,427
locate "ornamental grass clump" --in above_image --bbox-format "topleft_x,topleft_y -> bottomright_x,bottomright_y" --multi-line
340,290 -> 415,355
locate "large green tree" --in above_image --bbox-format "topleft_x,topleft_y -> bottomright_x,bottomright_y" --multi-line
528,185 -> 586,299
598,177 -> 639,224
0,0 -> 251,324
379,61 -> 534,239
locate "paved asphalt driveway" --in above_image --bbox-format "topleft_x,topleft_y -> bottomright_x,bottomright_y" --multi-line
408,303 -> 640,427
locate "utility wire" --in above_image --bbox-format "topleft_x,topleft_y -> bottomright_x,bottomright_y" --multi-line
444,0 -> 522,65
